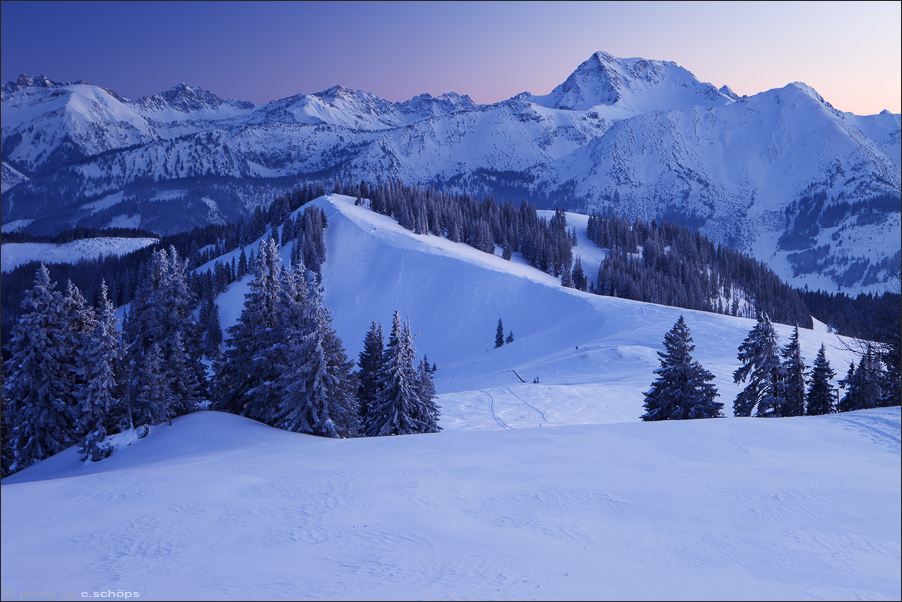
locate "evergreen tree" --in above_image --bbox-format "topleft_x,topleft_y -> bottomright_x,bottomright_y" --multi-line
276,274 -> 359,437
363,313 -> 440,436
838,344 -> 884,412
495,318 -> 505,349
505,331 -> 515,344
733,313 -> 787,417
2,266 -> 81,470
806,344 -> 835,415
779,326 -> 807,417
131,342 -> 171,429
357,321 -> 385,422
77,282 -> 124,462
125,247 -> 207,421
641,316 -> 722,421
214,238 -> 286,422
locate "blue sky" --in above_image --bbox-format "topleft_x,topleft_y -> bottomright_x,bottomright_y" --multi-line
2,1 -> 900,114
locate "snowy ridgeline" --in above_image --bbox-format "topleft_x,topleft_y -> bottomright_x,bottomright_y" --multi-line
1,195 -> 899,600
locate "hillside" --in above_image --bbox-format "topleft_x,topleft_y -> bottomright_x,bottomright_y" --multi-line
2,194 -> 899,600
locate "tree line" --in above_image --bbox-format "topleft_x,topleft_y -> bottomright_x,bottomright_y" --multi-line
1,211 -> 440,478
641,312 -> 900,422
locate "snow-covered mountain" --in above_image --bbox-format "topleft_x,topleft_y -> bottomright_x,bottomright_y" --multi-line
2,194 -> 898,600
2,53 -> 900,293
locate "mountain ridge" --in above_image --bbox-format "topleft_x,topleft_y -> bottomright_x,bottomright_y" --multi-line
2,52 -> 899,294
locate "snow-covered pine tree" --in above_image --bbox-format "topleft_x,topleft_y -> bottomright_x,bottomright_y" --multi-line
77,282 -> 125,462
132,342 -> 171,428
733,313 -> 786,417
2,266 -> 81,470
276,272 -> 359,437
416,356 -> 442,430
641,316 -> 722,421
363,312 -> 440,436
779,326 -> 807,417
806,344 -> 835,415
495,318 -> 505,348
125,247 -> 207,421
214,237 -> 286,423
837,344 -> 883,412
357,321 -> 385,422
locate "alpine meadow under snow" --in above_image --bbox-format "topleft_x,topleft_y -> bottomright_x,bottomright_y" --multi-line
2,195 -> 899,600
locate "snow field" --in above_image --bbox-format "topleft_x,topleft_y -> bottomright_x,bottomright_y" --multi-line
2,408 -> 898,600
2,194 -> 898,600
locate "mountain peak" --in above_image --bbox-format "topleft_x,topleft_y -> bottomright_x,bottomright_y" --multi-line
526,52 -> 730,114
134,83 -> 252,113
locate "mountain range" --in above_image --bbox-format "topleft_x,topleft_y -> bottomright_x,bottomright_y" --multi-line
2,52 -> 900,294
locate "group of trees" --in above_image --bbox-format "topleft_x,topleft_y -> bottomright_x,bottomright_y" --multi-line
213,235 -> 439,438
355,180 -> 575,279
2,246 -> 205,475
583,211 -> 812,327
733,313 -> 898,417
1,200 -> 439,477
643,310 -> 899,423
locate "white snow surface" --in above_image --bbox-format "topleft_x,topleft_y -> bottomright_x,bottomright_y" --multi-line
1,237 -> 158,273
2,195 -> 899,600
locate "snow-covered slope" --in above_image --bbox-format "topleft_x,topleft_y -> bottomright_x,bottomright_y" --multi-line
2,407 -> 898,601
2,54 -> 899,295
0,237 -> 158,273
2,194 -> 898,600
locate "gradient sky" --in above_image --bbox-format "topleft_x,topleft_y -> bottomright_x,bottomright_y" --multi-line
2,1 -> 900,115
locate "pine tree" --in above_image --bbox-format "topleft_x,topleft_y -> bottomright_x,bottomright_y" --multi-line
806,344 -> 835,415
125,247 -> 207,422
363,313 -> 440,436
733,313 -> 786,417
779,326 -> 807,417
495,318 -> 505,348
276,274 -> 359,437
357,321 -> 385,422
214,238 -> 286,422
2,266 -> 81,470
838,344 -> 884,412
131,342 -> 170,429
641,316 -> 722,421
77,282 -> 125,462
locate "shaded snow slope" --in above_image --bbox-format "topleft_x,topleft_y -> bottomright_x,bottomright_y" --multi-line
1,237 -> 158,273
2,408 -> 898,600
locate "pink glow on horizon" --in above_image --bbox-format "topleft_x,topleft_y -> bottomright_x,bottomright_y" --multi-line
2,1 -> 899,115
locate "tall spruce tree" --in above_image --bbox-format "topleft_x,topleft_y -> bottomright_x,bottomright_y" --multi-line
2,266 -> 81,470
641,316 -> 722,421
276,273 -> 359,437
733,313 -> 786,417
357,321 -> 385,422
806,344 -> 835,415
363,312 -> 440,436
214,237 -> 286,422
495,318 -> 505,349
76,282 -> 125,462
779,326 -> 807,417
125,247 -> 207,422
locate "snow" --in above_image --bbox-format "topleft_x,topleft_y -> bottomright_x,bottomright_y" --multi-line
1,237 -> 158,273
2,195 -> 898,600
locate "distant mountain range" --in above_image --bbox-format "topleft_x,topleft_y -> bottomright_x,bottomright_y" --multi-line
2,52 -> 899,294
